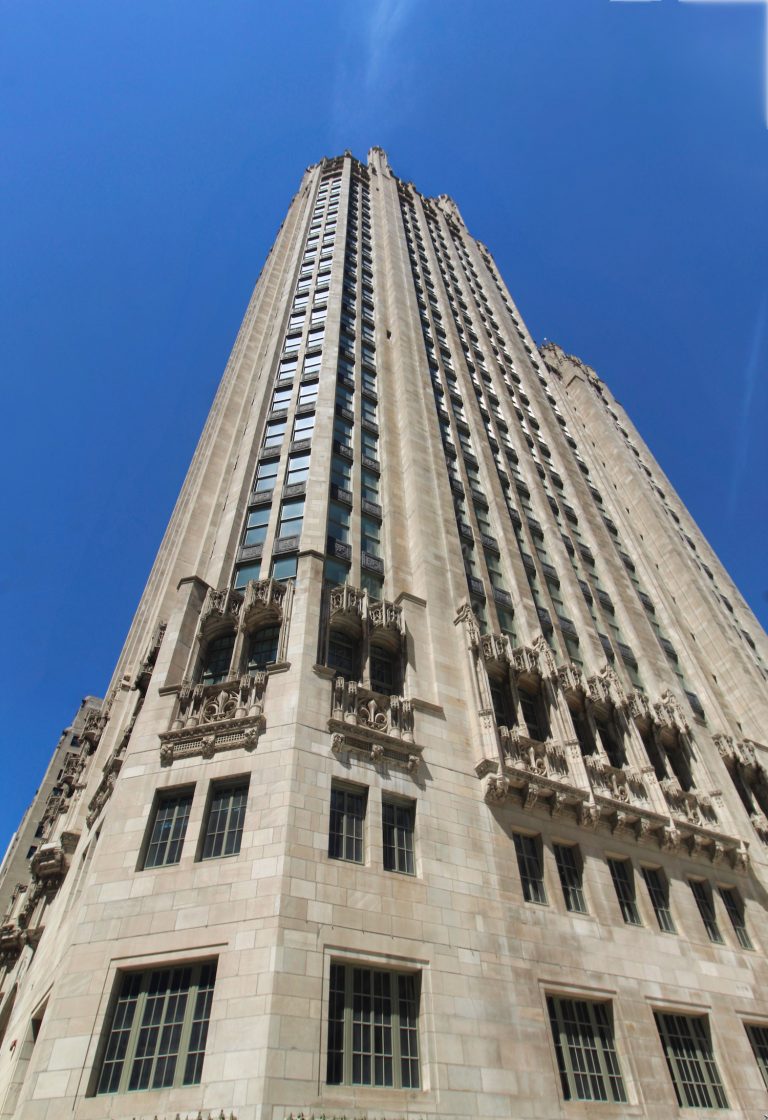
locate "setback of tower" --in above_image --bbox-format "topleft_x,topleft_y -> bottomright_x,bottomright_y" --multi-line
0,147 -> 766,1119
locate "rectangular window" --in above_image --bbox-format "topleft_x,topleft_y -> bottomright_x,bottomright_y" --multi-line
336,384 -> 354,411
200,782 -> 248,860
361,428 -> 379,460
554,844 -> 586,913
293,412 -> 315,441
283,333 -> 301,354
689,880 -> 723,943
642,867 -> 676,934
286,452 -> 310,486
264,419 -> 286,448
745,1024 -> 768,1089
334,417 -> 353,449
244,505 -> 269,547
96,962 -> 216,1094
254,458 -> 279,492
329,501 -> 350,543
362,467 -> 380,503
271,386 -> 292,411
298,380 -> 318,408
719,887 -> 752,949
271,554 -> 297,580
329,785 -> 366,863
234,561 -> 261,589
326,964 -> 420,1088
303,352 -> 322,378
547,996 -> 627,1103
331,454 -> 352,491
278,498 -> 304,539
324,557 -> 350,586
513,833 -> 547,904
143,790 -> 193,869
362,397 -> 377,425
608,858 -> 641,925
654,1012 -> 728,1109
382,800 -> 415,875
361,515 -> 381,558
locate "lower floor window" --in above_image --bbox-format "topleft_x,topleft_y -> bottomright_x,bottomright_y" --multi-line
654,1011 -> 728,1109
547,996 -> 627,1103
327,964 -> 420,1088
96,961 -> 216,1094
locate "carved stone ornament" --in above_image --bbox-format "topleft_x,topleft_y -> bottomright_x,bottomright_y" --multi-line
530,635 -> 557,680
370,743 -> 385,763
557,662 -> 585,699
331,733 -> 345,755
654,689 -> 690,736
523,782 -> 541,810
485,775 -> 510,803
578,802 -> 601,830
454,601 -> 480,645
160,672 -> 266,765
550,792 -> 567,817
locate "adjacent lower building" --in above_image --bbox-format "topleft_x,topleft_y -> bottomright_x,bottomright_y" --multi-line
0,147 -> 767,1120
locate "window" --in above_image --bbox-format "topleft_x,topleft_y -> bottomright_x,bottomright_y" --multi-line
271,554 -> 297,580
244,505 -> 269,547
334,417 -> 353,449
96,962 -> 216,1094
143,790 -> 193,869
324,557 -> 350,586
234,561 -> 261,589
361,515 -> 381,558
328,631 -> 358,679
362,397 -> 377,425
654,1012 -> 728,1109
298,380 -> 319,408
254,458 -> 279,492
264,419 -> 286,448
286,452 -> 310,486
554,845 -> 587,913
200,782 -> 248,860
327,964 -> 420,1088
331,454 -> 352,492
293,412 -> 315,441
719,887 -> 752,949
745,1024 -> 768,1089
303,352 -> 322,378
370,646 -> 398,694
608,858 -> 641,925
278,498 -> 304,539
382,800 -> 415,875
328,501 -> 350,543
361,467 -> 380,503
336,383 -> 354,411
329,785 -> 366,863
361,428 -> 379,460
513,833 -> 547,904
689,880 -> 723,943
642,867 -> 676,933
361,571 -> 383,598
547,996 -> 627,1103
271,386 -> 292,411
247,624 -> 280,670
519,687 -> 549,742
200,633 -> 234,685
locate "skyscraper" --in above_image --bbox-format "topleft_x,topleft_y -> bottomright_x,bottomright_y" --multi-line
0,147 -> 766,1119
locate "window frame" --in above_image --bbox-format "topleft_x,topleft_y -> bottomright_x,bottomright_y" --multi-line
689,879 -> 724,944
547,994 -> 627,1104
608,858 -> 642,926
654,1011 -> 728,1109
328,783 -> 367,864
745,1023 -> 768,1090
382,798 -> 415,876
95,960 -> 217,1095
326,962 -> 420,1089
141,787 -> 194,871
198,780 -> 249,861
553,844 -> 587,914
513,832 -> 547,905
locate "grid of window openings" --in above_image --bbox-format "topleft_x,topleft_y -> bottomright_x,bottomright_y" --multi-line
233,171 -> 341,590
326,168 -> 384,596
654,1012 -> 728,1109
547,996 -> 627,1104
141,781 -> 249,868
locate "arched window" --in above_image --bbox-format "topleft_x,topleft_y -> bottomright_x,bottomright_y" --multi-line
201,633 -> 235,686
247,624 -> 280,671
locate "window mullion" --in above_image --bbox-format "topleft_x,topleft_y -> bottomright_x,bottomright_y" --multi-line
120,977 -> 148,1094
174,967 -> 199,1088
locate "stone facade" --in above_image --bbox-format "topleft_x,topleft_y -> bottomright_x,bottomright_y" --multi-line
0,149 -> 766,1119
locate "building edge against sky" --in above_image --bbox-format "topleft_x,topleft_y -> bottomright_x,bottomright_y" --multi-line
0,146 -> 766,1118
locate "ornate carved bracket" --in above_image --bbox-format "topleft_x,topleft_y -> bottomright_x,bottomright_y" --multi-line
329,677 -> 419,772
159,673 -> 266,765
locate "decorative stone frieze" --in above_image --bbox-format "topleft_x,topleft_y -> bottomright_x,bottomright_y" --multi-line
329,676 -> 419,771
585,757 -> 651,808
87,746 -> 125,828
159,673 -> 266,764
29,844 -> 69,898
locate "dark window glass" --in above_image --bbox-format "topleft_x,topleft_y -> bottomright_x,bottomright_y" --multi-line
554,845 -> 587,913
144,792 -> 193,869
608,859 -> 641,925
514,833 -> 547,904
247,625 -> 280,670
201,783 -> 248,860
329,786 -> 366,863
689,880 -> 723,943
382,801 -> 415,875
547,996 -> 627,1103
654,1012 -> 728,1109
326,964 -> 419,1088
642,867 -> 676,933
200,633 -> 235,685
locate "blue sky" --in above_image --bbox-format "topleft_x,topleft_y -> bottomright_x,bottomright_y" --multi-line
1,0 -> 766,846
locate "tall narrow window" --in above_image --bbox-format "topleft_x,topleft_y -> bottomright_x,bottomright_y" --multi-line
745,1024 -> 768,1090
247,624 -> 280,670
327,631 -> 359,679
689,880 -> 723,943
654,1012 -> 728,1109
277,498 -> 304,540
254,458 -> 279,492
286,452 -> 310,486
554,844 -> 587,913
328,501 -> 351,543
382,800 -> 415,875
547,996 -> 627,1103
329,785 -> 366,863
361,515 -> 382,558
642,867 -> 676,934
719,887 -> 752,949
200,782 -> 248,860
143,790 -> 193,869
244,506 -> 269,547
513,833 -> 547,904
326,965 -> 420,1088
519,688 -> 549,742
608,858 -> 641,925
200,633 -> 235,686
96,962 -> 216,1094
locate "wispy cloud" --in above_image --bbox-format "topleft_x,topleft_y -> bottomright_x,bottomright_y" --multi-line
329,0 -> 419,144
728,292 -> 767,516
